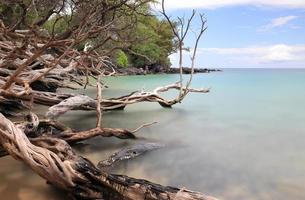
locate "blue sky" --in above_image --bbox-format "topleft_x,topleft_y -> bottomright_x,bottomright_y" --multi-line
155,0 -> 305,68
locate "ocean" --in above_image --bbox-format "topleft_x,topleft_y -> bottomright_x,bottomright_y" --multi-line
1,69 -> 305,200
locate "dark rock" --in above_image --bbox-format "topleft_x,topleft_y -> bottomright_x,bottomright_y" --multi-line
113,65 -> 221,76
167,67 -> 222,74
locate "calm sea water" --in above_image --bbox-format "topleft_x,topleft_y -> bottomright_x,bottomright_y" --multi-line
1,69 -> 305,200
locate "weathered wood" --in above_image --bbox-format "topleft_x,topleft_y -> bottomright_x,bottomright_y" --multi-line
45,95 -> 97,119
0,114 -> 217,200
0,117 -> 138,159
0,96 -> 28,116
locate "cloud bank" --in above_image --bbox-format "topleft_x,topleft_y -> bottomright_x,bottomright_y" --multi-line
156,0 -> 305,10
205,44 -> 305,62
170,44 -> 305,68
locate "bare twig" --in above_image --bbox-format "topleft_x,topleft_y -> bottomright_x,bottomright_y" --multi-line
96,76 -> 102,128
130,121 -> 158,133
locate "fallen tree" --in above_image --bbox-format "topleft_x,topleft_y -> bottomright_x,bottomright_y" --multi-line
0,0 -> 217,199
0,113 -> 217,200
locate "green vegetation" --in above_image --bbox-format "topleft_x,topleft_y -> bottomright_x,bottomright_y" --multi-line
116,50 -> 129,68
129,15 -> 174,68
0,1 -> 176,70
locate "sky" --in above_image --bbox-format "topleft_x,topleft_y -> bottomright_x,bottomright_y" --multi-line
155,0 -> 305,68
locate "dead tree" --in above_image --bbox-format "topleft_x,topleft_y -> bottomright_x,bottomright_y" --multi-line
160,0 -> 207,102
0,0 -> 215,199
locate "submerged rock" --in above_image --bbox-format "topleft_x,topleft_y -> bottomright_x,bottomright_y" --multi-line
97,143 -> 164,170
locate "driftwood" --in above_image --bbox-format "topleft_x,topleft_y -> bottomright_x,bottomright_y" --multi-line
0,114 -> 217,200
0,113 -> 158,159
46,95 -> 97,119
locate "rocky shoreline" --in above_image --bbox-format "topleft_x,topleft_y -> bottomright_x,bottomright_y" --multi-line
115,66 -> 222,75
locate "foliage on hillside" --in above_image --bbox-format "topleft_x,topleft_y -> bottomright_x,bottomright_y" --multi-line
0,0 -> 175,69
129,14 -> 175,68
116,50 -> 129,68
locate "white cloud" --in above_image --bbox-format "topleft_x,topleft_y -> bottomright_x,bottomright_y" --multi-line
155,0 -> 305,10
205,44 -> 305,62
170,44 -> 305,68
271,16 -> 298,27
258,16 -> 298,32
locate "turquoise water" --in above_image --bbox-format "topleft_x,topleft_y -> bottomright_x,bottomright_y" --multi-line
1,69 -> 305,200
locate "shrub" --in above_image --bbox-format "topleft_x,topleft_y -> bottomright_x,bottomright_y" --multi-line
116,50 -> 129,68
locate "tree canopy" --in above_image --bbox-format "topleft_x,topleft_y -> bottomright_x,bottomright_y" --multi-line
0,0 -> 175,69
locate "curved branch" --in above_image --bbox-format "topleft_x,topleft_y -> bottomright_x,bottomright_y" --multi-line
0,114 -> 218,200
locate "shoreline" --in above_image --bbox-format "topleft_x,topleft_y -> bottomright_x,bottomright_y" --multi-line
114,66 -> 222,75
